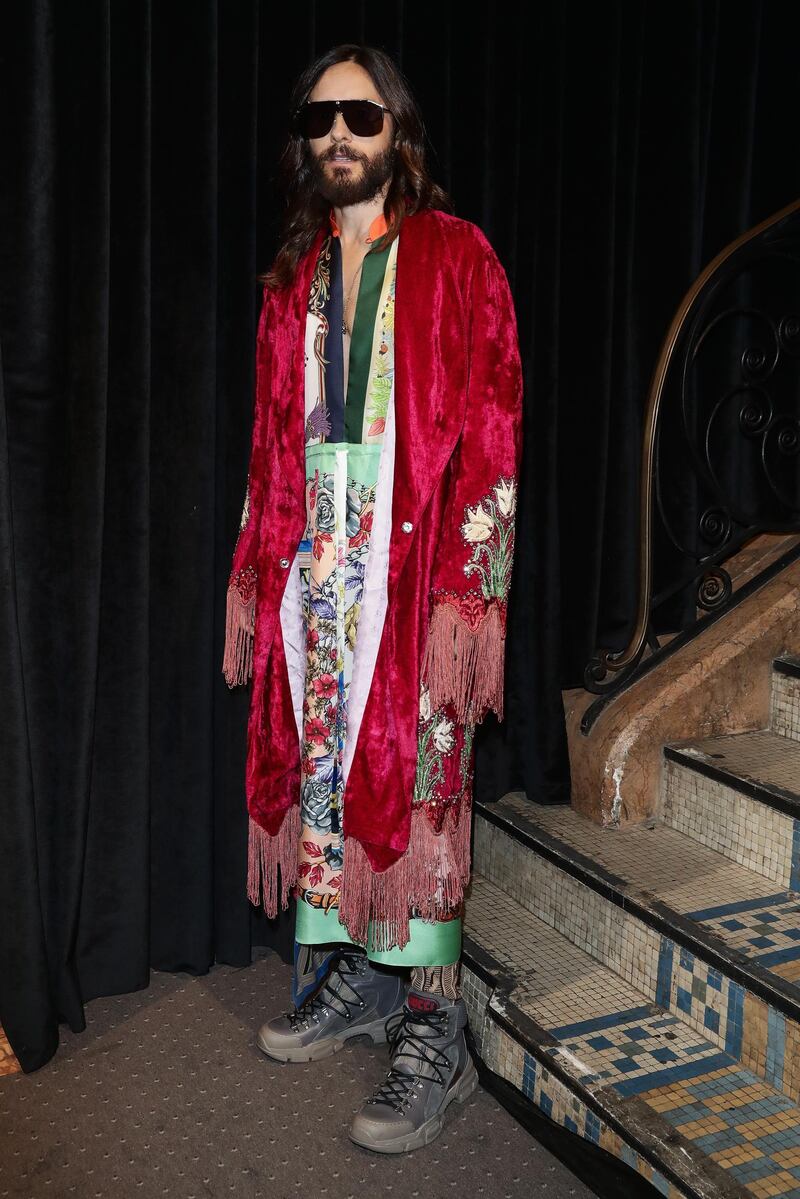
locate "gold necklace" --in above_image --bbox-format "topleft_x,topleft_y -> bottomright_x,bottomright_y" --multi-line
342,257 -> 366,336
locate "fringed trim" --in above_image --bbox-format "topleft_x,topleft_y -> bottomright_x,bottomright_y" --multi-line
247,806 -> 301,918
338,805 -> 472,953
223,567 -> 257,687
421,598 -> 505,723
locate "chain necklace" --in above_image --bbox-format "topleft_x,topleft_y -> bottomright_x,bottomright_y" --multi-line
342,256 -> 366,336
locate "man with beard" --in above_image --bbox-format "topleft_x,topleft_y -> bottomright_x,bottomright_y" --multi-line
224,43 -> 522,1154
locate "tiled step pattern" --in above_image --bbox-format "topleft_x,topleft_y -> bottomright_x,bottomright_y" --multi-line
662,731 -> 800,888
474,796 -> 800,1104
464,874 -> 800,1199
495,794 -> 800,999
466,653 -> 800,1197
687,894 -> 800,986
772,659 -> 800,743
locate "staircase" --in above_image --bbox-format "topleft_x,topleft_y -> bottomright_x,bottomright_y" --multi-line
462,655 -> 800,1198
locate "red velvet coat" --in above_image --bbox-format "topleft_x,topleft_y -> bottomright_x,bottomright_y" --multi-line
224,207 -> 523,949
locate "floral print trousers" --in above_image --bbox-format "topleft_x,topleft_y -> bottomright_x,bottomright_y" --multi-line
292,440 -> 463,967
295,441 -> 378,913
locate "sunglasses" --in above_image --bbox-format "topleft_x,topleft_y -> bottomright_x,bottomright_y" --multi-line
294,99 -> 391,139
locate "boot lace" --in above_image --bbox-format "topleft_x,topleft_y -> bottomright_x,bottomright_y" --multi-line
286,951 -> 367,1031
370,1006 -> 451,1112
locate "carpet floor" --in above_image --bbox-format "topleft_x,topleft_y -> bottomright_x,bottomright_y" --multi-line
0,953 -> 596,1199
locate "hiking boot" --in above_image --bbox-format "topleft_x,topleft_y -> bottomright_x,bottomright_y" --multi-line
349,988 -> 479,1153
256,950 -> 405,1063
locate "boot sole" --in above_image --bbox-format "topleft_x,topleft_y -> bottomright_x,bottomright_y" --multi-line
348,1056 -> 480,1154
256,1014 -> 392,1063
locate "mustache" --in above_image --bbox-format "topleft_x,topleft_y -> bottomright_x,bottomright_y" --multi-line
322,146 -> 364,163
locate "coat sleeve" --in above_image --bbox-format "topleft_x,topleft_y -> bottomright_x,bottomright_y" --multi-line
421,230 -> 523,724
222,282 -> 272,687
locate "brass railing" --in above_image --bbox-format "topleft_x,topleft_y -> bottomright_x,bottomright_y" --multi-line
582,197 -> 800,728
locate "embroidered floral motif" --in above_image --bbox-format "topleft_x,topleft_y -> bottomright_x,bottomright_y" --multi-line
230,564 -> 257,606
239,477 -> 251,531
414,684 -> 449,805
461,474 -> 517,603
430,591 -> 499,632
413,683 -> 475,834
422,475 -> 517,722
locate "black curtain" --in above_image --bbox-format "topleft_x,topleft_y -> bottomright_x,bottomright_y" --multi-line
2,1 -> 800,1073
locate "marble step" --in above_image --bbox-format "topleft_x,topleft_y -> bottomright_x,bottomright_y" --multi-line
662,730 -> 800,887
474,795 -> 800,1105
463,872 -> 800,1199
772,658 -> 800,744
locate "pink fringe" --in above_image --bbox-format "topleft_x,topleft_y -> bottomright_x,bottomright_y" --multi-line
223,575 -> 256,687
247,806 -> 301,918
421,600 -> 505,723
338,805 -> 473,952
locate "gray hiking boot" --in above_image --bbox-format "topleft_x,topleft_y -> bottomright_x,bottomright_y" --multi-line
256,950 -> 405,1063
349,987 -> 479,1153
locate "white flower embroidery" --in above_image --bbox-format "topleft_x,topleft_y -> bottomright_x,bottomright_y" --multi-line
460,504 -> 493,543
458,475 -> 517,603
239,479 -> 251,531
419,683 -> 431,723
494,477 -> 517,519
433,719 -> 455,754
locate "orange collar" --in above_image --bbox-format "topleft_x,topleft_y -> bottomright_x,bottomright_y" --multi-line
328,209 -> 388,244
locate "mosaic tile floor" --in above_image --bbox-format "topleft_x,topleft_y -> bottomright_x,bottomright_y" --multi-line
661,750 -> 800,891
466,874 -> 655,1029
687,895 -> 800,982
681,728 -> 800,796
546,1006 -> 731,1094
466,874 -> 800,1198
678,730 -> 800,798
494,793 -> 800,992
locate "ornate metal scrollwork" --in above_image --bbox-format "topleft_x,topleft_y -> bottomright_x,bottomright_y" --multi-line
698,507 -> 731,547
696,566 -> 732,611
741,342 -> 776,381
583,198 -> 800,710
583,651 -> 610,690
775,418 -> 800,457
738,391 -> 771,437
779,314 -> 800,356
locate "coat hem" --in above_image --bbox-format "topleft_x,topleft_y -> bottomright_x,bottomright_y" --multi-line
247,806 -> 301,917
337,804 -> 472,953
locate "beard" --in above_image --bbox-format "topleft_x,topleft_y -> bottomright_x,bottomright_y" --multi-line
309,143 -> 397,207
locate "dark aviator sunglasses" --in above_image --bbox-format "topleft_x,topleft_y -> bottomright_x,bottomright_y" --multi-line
294,98 -> 392,140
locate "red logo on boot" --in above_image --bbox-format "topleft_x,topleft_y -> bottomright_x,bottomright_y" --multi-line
407,993 -> 439,1013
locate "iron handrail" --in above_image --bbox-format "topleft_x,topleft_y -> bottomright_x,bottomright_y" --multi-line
584,197 -> 800,697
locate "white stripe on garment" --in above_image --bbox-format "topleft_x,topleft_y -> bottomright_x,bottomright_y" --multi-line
342,382 -> 395,784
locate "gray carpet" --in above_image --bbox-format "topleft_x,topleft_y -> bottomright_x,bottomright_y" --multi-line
0,953 -> 595,1199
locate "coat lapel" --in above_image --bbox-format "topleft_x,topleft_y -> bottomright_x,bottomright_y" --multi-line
388,211 -> 469,594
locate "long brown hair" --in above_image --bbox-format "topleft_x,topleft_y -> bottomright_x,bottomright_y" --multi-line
262,44 -> 452,289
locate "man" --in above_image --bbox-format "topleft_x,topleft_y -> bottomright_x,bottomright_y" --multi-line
224,43 -> 522,1154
